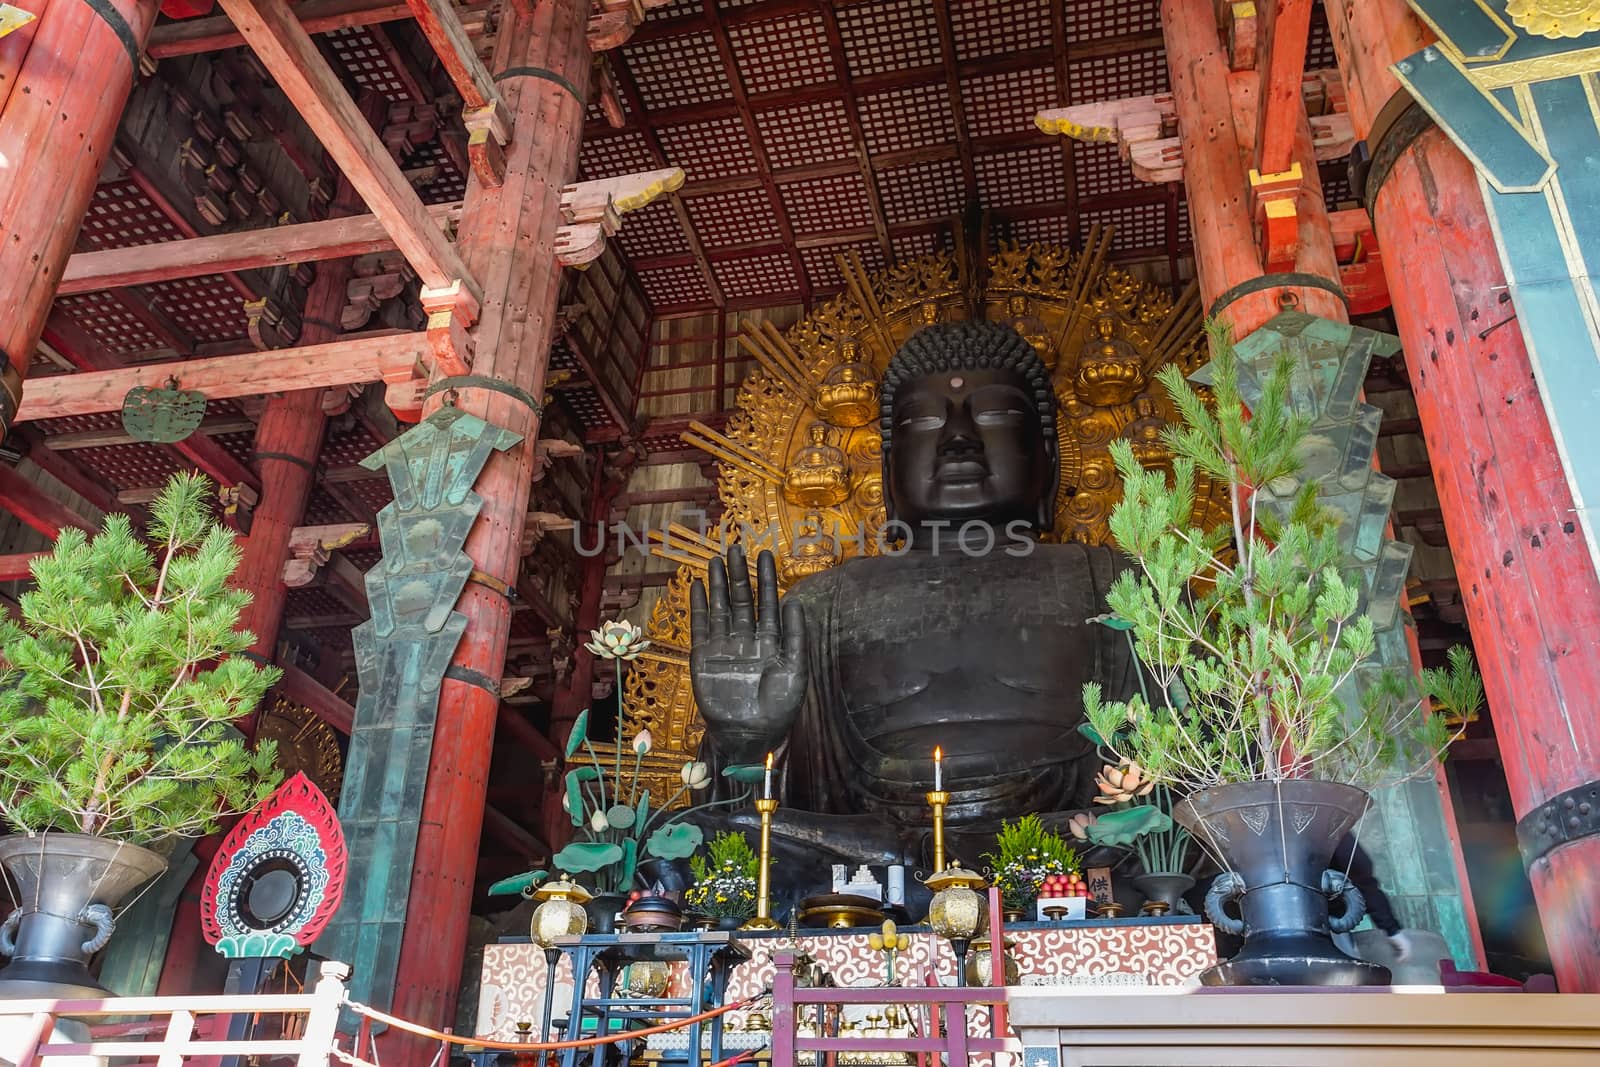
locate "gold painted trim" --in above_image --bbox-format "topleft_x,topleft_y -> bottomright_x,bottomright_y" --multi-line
1469,46 -> 1600,88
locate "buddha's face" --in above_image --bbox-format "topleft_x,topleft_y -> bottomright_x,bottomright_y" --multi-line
886,367 -> 1051,528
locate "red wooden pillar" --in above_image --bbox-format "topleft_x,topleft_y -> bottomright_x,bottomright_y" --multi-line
1163,0 -> 1342,332
0,0 -> 161,437
384,0 -> 591,1048
1326,0 -> 1600,991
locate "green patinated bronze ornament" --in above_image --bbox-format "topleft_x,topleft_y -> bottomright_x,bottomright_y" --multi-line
121,380 -> 206,443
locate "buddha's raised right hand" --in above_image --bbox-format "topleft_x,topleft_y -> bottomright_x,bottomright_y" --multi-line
689,545 -> 807,764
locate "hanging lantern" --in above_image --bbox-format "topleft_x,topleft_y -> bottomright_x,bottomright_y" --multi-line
530,877 -> 591,948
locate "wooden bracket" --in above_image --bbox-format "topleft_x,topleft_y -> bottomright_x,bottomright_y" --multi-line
379,344 -> 431,424
1038,70 -> 1353,185
587,0 -> 674,52
419,279 -> 478,378
462,102 -> 510,189
244,295 -> 302,350
521,510 -> 577,554
1223,1 -> 1258,71
555,167 -> 685,267
0,5 -> 38,40
1330,207 -> 1390,315
593,58 -> 625,129
1250,162 -> 1303,272
282,522 -> 371,588
531,436 -> 583,483
219,483 -> 259,533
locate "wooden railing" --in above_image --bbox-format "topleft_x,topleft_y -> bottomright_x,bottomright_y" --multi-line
769,949 -> 1017,1067
0,960 -> 350,1067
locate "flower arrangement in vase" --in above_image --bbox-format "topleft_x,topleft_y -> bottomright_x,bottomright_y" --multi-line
490,619 -> 754,917
981,814 -> 1078,918
684,831 -> 759,926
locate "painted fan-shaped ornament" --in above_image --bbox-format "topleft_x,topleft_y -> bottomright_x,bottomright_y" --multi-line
121,381 -> 206,443
200,772 -> 348,959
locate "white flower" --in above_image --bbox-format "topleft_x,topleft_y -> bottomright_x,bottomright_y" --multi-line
680,761 -> 712,789
585,619 -> 652,661
561,792 -> 573,814
590,809 -> 608,833
632,729 -> 653,755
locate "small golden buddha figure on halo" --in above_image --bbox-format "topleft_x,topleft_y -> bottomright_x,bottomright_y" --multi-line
917,301 -> 942,327
783,423 -> 852,508
815,339 -> 879,428
781,510 -> 842,584
1004,293 -> 1054,368
1124,394 -> 1172,474
1074,312 -> 1145,407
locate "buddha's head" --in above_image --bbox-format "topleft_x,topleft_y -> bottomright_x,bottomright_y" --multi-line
879,321 -> 1059,532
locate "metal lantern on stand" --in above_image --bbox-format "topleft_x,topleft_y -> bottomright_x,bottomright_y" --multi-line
923,863 -> 987,986
530,878 -> 591,1042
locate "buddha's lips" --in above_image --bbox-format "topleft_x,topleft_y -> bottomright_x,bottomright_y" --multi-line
934,458 -> 988,480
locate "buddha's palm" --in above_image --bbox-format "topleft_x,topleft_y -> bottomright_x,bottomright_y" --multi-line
689,546 -> 807,764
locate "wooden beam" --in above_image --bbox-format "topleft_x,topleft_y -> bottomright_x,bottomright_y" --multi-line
405,0 -> 500,112
0,463 -> 96,539
929,0 -> 979,205
609,54 -> 724,305
171,433 -> 260,491
1254,0 -> 1315,177
147,0 -> 412,58
481,804 -> 549,862
15,429 -> 124,518
14,333 -> 431,422
215,0 -> 481,298
278,663 -> 355,735
41,416 -> 257,450
59,204 -> 463,296
814,4 -> 894,263
496,705 -> 559,762
701,0 -> 810,305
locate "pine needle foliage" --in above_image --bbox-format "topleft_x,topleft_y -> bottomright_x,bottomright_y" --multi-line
1083,321 -> 1479,791
0,473 -> 283,842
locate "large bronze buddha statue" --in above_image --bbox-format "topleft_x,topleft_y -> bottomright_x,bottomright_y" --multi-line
689,321 -> 1141,868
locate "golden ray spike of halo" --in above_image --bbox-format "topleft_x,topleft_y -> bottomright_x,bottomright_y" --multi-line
681,423 -> 784,482
652,548 -> 710,571
738,326 -> 816,405
1147,283 -> 1204,376
649,529 -> 720,562
757,320 -> 820,396
838,250 -> 896,357
663,522 -> 728,553
1054,223 -> 1108,352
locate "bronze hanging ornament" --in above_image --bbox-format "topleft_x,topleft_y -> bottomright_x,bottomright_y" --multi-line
122,378 -> 207,442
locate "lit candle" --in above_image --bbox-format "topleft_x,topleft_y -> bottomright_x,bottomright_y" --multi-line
934,746 -> 943,791
764,751 -> 774,800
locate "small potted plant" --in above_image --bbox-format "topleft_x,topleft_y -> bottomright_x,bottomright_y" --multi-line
684,831 -> 759,930
1082,322 -> 1481,984
0,473 -> 282,995
982,814 -> 1078,922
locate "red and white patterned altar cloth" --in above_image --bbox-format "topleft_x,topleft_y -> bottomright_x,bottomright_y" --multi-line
475,919 -> 1216,1040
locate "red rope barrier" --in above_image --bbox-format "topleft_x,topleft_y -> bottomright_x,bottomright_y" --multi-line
342,994 -> 767,1052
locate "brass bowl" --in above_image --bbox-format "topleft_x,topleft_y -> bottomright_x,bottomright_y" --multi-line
799,894 -> 885,930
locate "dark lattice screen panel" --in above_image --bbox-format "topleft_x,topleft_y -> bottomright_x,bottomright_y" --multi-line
590,0 -> 1186,312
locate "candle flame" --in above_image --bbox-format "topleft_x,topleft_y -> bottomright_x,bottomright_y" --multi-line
765,751 -> 774,770
934,746 -> 942,762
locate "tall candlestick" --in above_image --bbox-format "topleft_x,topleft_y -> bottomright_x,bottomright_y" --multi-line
741,797 -> 782,930
933,746 -> 943,791
926,790 -> 950,874
763,750 -> 774,800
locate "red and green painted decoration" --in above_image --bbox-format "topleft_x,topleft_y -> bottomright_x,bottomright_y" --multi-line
200,772 -> 348,960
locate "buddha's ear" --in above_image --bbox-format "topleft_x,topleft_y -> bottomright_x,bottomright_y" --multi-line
880,444 -> 898,524
1037,432 -> 1060,533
